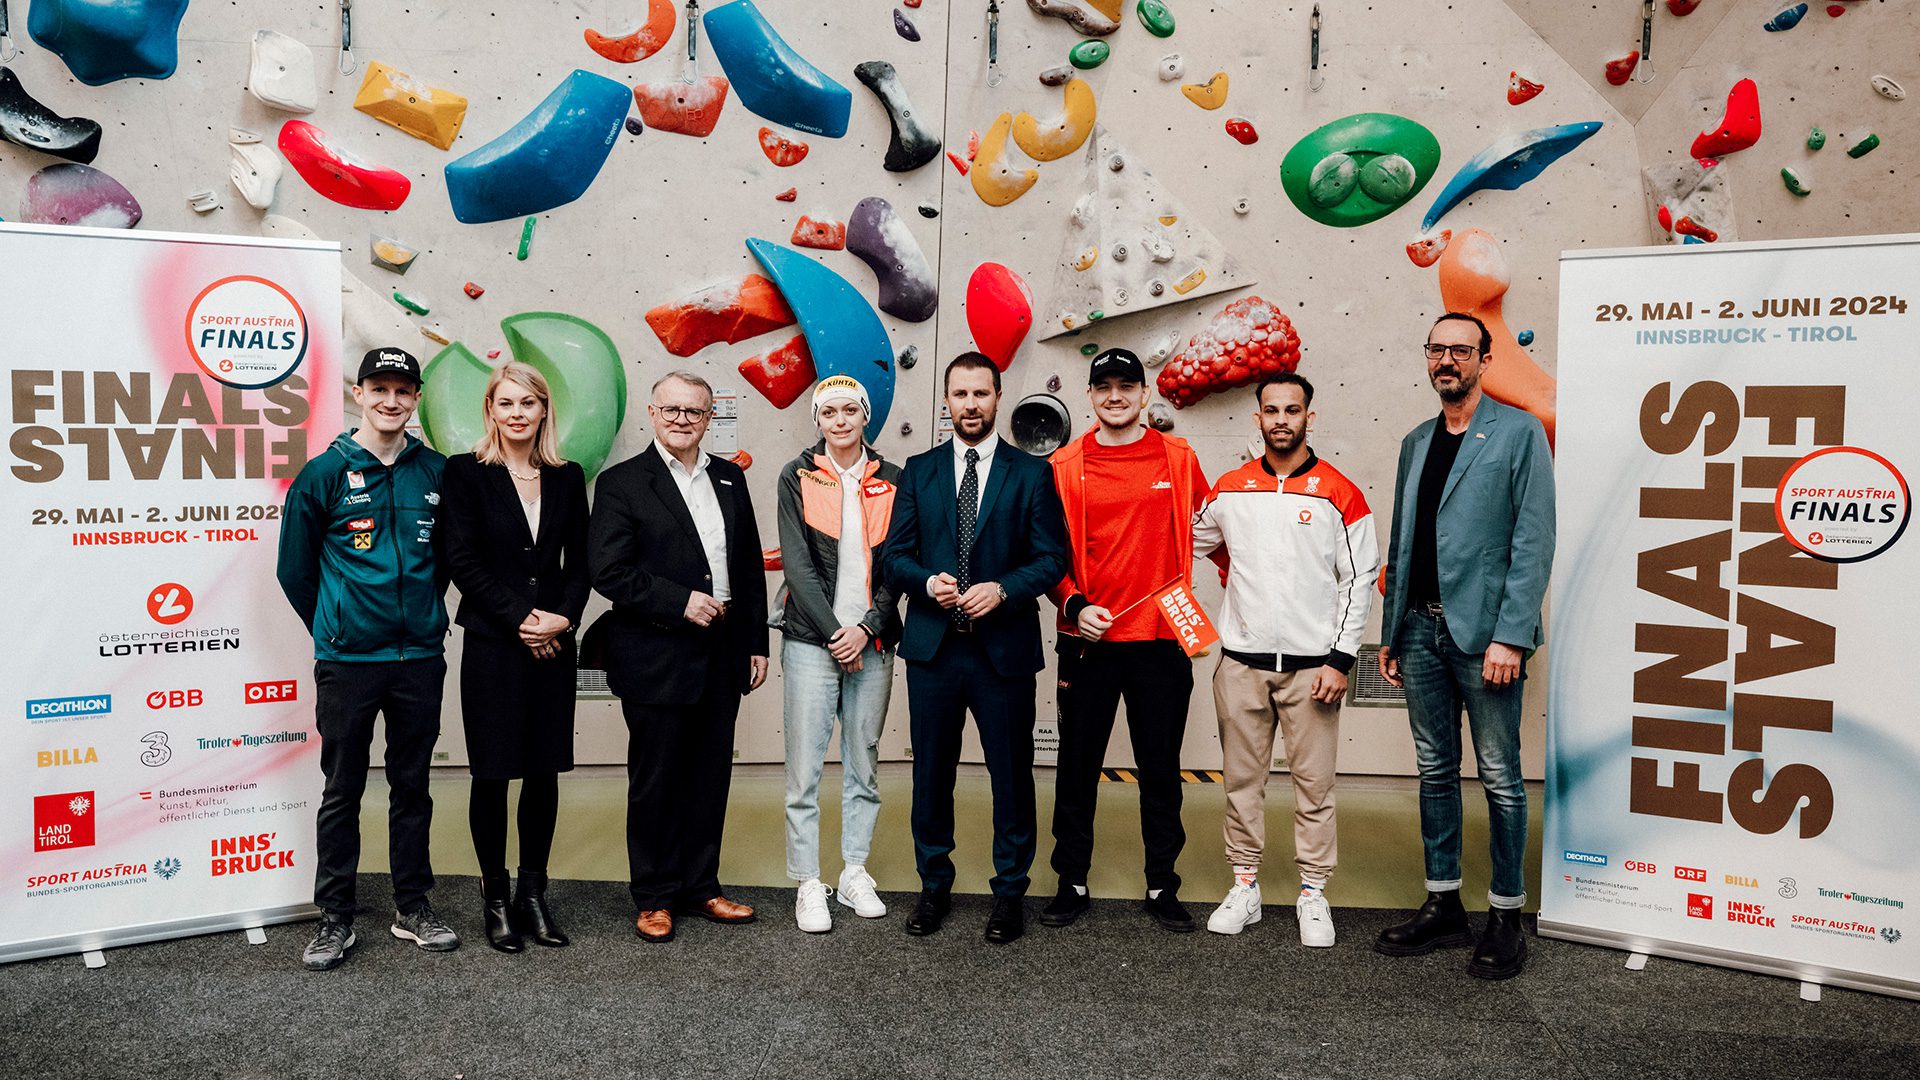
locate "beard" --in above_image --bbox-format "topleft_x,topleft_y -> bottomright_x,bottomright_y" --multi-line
1431,365 -> 1480,403
1263,424 -> 1304,454
954,411 -> 994,440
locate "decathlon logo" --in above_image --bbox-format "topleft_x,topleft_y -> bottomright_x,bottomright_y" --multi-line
1562,850 -> 1607,866
27,694 -> 111,723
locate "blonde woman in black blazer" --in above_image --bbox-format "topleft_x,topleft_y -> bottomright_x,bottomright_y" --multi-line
442,361 -> 590,953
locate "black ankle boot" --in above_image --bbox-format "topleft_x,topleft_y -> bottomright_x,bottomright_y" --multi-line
1374,890 -> 1473,956
1467,907 -> 1528,980
482,873 -> 525,953
513,870 -> 570,948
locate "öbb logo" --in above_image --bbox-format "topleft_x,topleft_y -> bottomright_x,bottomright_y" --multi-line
244,680 -> 298,705
147,689 -> 204,710
210,832 -> 294,876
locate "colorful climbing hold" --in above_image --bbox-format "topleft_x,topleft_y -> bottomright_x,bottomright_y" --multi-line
1605,52 -> 1639,86
444,69 -> 628,223
633,76 -> 732,138
1069,40 -> 1111,70
1181,72 -> 1229,110
758,126 -> 810,166
278,120 -> 412,211
1656,205 -> 1673,233
848,196 -> 938,323
1762,3 -> 1808,31
517,216 -> 537,260
1172,268 -> 1206,295
1039,66 -> 1073,88
1072,246 -> 1101,272
1419,121 -> 1603,232
1155,296 -> 1301,409
1667,0 -> 1700,13
463,282 -> 485,299
971,113 -> 1038,207
703,0 -> 852,138
370,236 -> 419,274
1146,401 -> 1175,431
585,0 -> 677,63
0,67 -> 102,163
1046,374 -> 1063,393
645,274 -> 796,356
625,116 -> 645,136
1870,75 -> 1906,102
1780,167 -> 1811,197
28,0 -> 188,85
966,262 -> 1035,371
19,161 -> 141,227
1280,113 -> 1442,228
353,61 -> 469,150
1826,2 -> 1844,12
1516,329 -> 1536,347
791,214 -> 847,251
392,291 -> 430,316
1422,229 -> 1557,442
854,61 -> 942,173
894,8 -> 919,41
947,150 -> 971,176
775,186 -> 798,201
1136,0 -> 1175,37
1405,230 -> 1451,268
1690,78 -> 1760,160
1846,133 -> 1879,158
1807,126 -> 1826,150
745,237 -> 897,439
1674,216 -> 1718,243
1507,71 -> 1544,106
737,334 -> 818,409
1225,117 -> 1258,145
1012,78 -> 1097,162
1026,0 -> 1123,37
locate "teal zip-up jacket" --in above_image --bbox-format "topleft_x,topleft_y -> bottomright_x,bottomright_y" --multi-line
277,431 -> 449,661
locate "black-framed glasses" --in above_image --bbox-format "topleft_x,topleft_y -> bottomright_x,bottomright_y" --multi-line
1423,343 -> 1481,361
652,405 -> 711,422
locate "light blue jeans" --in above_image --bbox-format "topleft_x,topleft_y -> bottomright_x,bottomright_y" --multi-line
782,637 -> 894,881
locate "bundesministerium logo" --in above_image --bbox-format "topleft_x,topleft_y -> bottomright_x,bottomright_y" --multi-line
184,275 -> 309,390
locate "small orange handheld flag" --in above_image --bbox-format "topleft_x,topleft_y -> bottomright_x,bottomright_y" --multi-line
1150,580 -> 1220,657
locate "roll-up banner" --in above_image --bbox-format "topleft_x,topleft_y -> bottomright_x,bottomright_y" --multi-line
1544,234 -> 1919,999
1,223 -> 341,963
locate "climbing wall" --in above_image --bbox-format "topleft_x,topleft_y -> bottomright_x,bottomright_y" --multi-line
3,0 -> 1914,779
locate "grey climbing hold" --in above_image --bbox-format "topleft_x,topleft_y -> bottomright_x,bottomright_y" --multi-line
855,60 -> 942,173
1039,66 -> 1073,87
897,343 -> 919,370
847,196 -> 939,323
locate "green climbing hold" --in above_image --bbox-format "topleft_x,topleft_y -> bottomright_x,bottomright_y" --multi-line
1080,342 -> 1100,356
1069,40 -> 1111,70
1088,309 -> 1106,320
517,215 -> 537,260
1137,0 -> 1176,37
418,342 -> 494,461
1807,126 -> 1826,151
1780,167 -> 1811,197
1847,133 -> 1880,158
1280,113 -> 1442,228
393,290 -> 429,315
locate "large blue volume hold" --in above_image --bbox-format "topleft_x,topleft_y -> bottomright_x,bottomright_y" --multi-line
444,69 -> 630,225
746,238 -> 895,440
29,0 -> 190,85
1419,121 -> 1603,232
703,0 -> 852,139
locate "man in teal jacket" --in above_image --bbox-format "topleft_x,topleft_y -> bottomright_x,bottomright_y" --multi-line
1373,314 -> 1555,981
277,348 -> 457,971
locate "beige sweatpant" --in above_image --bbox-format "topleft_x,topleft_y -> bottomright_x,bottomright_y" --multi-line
1213,656 -> 1340,883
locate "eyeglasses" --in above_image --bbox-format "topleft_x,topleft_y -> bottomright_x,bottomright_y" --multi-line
1423,343 -> 1481,361
652,405 -> 710,422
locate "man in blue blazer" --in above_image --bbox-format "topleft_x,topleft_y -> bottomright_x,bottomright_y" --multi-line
881,353 -> 1069,944
1374,313 -> 1555,981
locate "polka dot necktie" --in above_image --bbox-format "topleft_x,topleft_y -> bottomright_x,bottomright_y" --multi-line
954,447 -> 979,626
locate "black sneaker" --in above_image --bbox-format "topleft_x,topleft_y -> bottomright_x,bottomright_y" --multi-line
1040,884 -> 1091,927
391,902 -> 460,952
1142,890 -> 1195,933
301,916 -> 355,971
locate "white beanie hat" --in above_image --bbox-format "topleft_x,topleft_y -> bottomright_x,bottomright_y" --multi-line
812,374 -> 870,419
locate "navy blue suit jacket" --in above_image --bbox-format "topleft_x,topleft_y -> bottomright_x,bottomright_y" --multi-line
881,438 -> 1069,678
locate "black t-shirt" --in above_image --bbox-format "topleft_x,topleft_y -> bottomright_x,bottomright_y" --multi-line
1408,422 -> 1465,605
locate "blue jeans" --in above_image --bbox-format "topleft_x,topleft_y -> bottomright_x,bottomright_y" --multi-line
781,637 -> 894,881
1397,608 -> 1528,904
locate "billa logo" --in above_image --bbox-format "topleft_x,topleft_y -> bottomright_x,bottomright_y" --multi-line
244,680 -> 298,705
1724,874 -> 1758,889
33,791 -> 95,852
210,831 -> 294,876
36,747 -> 97,768
1687,894 -> 1714,920
147,583 -> 193,625
1675,866 -> 1707,883
1726,900 -> 1775,927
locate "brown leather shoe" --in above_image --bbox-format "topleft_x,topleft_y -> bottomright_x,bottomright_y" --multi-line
634,909 -> 675,942
685,895 -> 756,924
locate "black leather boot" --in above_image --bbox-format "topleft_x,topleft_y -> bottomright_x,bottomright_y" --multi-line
1374,890 -> 1473,956
513,870 -> 570,948
1466,906 -> 1528,980
482,873 -> 524,953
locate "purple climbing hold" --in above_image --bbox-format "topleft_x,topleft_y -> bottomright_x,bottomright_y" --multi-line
0,67 -> 103,163
20,161 -> 141,227
847,196 -> 938,323
625,116 -> 645,136
894,8 -> 920,41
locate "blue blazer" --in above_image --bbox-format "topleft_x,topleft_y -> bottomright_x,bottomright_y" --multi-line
1381,396 -> 1555,656
881,438 -> 1069,678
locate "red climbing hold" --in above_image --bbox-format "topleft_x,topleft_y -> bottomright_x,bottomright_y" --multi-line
1826,3 -> 1844,14
1605,52 -> 1639,86
1667,0 -> 1701,14
737,334 -> 818,409
1507,71 -> 1544,105
1674,216 -> 1718,243
633,76 -> 731,138
965,262 -> 1034,372
903,0 -> 921,6
644,274 -> 797,357
1405,230 -> 1451,269
1657,205 -> 1674,234
966,130 -> 981,161
774,187 -> 798,201
1225,118 -> 1258,145
1155,296 -> 1302,409
791,215 -> 847,251
1689,78 -> 1761,161
463,282 -> 485,299
758,126 -> 810,167
947,150 -> 971,176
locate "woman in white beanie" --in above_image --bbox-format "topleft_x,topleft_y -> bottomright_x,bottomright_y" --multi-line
771,376 -> 906,932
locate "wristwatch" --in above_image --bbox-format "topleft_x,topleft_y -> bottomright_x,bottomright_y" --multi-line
995,583 -> 1008,603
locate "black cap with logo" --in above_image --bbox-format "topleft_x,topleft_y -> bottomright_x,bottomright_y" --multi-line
1088,347 -> 1146,386
357,347 -> 423,385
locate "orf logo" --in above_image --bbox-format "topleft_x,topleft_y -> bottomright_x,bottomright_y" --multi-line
147,583 -> 193,625
33,791 -> 95,852
1675,866 -> 1707,883
245,680 -> 298,705
1687,894 -> 1714,920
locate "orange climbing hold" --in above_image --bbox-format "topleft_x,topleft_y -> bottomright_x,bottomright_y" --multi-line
1674,216 -> 1718,243
634,76 -> 731,138
1429,228 -> 1557,445
791,215 -> 846,250
758,126 -> 810,167
1155,296 -> 1301,409
774,187 -> 797,201
1405,230 -> 1451,268
644,274 -> 797,357
1507,72 -> 1544,105
1690,78 -> 1761,161
585,0 -> 677,63
1605,52 -> 1639,86
737,334 -> 817,409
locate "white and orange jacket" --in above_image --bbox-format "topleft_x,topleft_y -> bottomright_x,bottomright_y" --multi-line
1191,453 -> 1380,672
770,442 -> 904,650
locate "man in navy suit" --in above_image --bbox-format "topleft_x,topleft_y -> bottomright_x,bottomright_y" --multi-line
881,353 -> 1069,944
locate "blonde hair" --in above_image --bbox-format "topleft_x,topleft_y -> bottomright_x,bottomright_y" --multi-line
473,361 -> 565,467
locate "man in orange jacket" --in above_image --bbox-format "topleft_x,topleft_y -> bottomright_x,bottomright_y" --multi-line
1040,348 -> 1210,932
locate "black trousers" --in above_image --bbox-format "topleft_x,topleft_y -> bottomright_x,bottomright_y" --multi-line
1049,639 -> 1193,893
619,655 -> 742,911
313,656 -> 446,918
906,631 -> 1038,898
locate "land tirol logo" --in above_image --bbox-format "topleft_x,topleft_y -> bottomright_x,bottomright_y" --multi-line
183,275 -> 309,390
33,790 -> 96,852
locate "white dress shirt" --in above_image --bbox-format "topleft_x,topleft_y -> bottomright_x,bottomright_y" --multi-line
928,432 -> 1001,598
655,440 -> 731,602
830,450 -> 869,628
521,496 -> 541,544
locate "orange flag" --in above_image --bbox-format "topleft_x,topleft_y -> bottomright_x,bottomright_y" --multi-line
1151,580 -> 1220,657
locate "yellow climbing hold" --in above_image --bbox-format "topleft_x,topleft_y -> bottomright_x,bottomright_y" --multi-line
1012,78 -> 1098,162
972,112 -> 1039,207
1182,72 -> 1229,111
1157,214 -> 1178,226
354,60 -> 468,150
1073,245 -> 1100,271
1172,267 -> 1208,294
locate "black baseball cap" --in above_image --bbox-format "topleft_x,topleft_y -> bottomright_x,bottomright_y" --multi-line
358,347 -> 422,385
1088,347 -> 1145,386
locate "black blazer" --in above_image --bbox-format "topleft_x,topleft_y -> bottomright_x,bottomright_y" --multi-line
587,444 -> 769,704
441,454 -> 591,641
880,437 -> 1069,678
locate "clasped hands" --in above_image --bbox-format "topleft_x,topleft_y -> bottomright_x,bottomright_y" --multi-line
929,572 -> 1003,618
519,608 -> 571,660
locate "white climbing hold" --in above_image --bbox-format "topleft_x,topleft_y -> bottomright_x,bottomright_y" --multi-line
1871,74 -> 1906,101
248,29 -> 319,113
1159,53 -> 1184,82
187,189 -> 220,213
227,126 -> 282,210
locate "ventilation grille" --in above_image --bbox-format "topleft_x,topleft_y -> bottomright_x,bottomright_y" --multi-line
1346,643 -> 1407,708
575,667 -> 612,697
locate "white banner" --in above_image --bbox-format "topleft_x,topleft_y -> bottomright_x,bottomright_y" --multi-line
1,224 -> 342,963
1543,234 -> 1920,999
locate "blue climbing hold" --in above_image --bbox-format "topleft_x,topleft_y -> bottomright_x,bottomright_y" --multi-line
1763,4 -> 1808,32
1516,329 -> 1535,347
28,0 -> 189,85
746,238 -> 895,440
444,70 -> 630,225
703,0 -> 852,139
1419,121 -> 1603,232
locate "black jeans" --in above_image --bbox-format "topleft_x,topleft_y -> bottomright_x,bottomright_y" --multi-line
313,656 -> 447,919
619,656 -> 743,911
1049,639 -> 1193,894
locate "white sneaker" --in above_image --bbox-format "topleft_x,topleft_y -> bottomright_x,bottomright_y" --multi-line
795,879 -> 833,933
1207,881 -> 1263,935
836,866 -> 888,918
1297,887 -> 1336,948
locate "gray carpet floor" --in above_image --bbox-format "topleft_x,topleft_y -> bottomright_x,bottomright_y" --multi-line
3,875 -> 1918,1079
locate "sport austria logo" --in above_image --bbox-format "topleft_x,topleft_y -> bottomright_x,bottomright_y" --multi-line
1883,927 -> 1903,945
